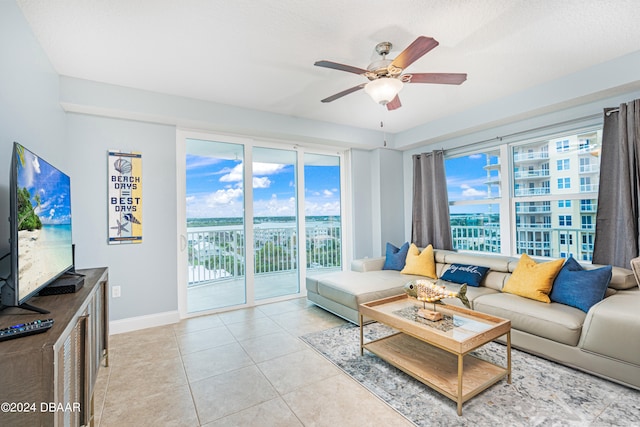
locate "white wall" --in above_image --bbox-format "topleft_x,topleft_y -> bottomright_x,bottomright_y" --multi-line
66,114 -> 178,322
377,149 -> 405,252
350,149 -> 374,259
0,1 -> 67,256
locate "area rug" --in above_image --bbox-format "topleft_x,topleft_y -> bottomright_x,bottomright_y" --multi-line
301,323 -> 640,426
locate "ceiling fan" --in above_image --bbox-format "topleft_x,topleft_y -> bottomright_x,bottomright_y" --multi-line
314,36 -> 467,110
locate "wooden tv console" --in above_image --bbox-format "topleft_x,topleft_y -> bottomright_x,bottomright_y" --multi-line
0,267 -> 108,427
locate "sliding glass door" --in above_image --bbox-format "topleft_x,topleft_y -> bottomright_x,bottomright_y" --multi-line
252,147 -> 299,300
304,153 -> 342,273
185,139 -> 246,312
179,132 -> 345,315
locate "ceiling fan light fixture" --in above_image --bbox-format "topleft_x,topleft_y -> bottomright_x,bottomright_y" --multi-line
364,78 -> 404,105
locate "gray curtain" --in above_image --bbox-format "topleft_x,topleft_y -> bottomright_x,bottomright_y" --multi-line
592,99 -> 640,268
411,150 -> 453,250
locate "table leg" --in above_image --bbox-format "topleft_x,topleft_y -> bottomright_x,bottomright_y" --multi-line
359,313 -> 364,356
457,354 -> 463,416
507,331 -> 512,383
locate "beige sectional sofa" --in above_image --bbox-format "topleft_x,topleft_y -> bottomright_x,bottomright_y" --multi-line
306,249 -> 640,390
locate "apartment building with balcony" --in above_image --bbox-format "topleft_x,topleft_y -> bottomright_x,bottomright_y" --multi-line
512,131 -> 601,261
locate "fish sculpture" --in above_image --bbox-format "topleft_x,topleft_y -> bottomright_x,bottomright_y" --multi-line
404,280 -> 470,309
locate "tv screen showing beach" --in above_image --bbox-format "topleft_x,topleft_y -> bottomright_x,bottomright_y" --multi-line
15,144 -> 73,302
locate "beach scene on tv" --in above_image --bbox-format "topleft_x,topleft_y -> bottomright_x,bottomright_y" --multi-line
15,144 -> 73,301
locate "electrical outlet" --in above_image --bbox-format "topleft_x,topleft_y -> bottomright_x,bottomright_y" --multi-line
112,285 -> 121,298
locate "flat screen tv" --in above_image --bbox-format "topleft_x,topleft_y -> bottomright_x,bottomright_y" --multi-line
1,142 -> 74,313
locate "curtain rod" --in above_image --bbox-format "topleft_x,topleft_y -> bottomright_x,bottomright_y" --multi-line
443,113 -> 602,155
605,108 -> 620,116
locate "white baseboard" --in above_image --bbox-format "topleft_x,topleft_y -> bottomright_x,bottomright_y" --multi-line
109,310 -> 180,335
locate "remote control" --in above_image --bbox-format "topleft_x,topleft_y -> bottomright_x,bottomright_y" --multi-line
0,319 -> 54,342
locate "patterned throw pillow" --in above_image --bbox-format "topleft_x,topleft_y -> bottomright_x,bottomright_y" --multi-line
382,242 -> 409,271
401,244 -> 437,279
502,253 -> 564,303
550,257 -> 612,312
440,264 -> 489,287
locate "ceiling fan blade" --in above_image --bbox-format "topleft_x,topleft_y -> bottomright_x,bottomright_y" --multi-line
386,95 -> 402,111
314,60 -> 368,75
403,73 -> 467,85
391,36 -> 439,70
321,83 -> 366,103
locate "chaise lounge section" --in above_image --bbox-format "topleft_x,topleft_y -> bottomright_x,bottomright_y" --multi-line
306,249 -> 640,390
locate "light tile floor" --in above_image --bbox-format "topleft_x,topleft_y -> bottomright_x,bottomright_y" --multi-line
93,298 -> 413,426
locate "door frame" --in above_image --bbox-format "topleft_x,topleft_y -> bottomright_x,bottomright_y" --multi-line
176,129 -> 351,319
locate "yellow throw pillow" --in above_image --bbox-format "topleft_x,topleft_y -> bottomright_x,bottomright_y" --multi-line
401,244 -> 437,279
503,253 -> 564,303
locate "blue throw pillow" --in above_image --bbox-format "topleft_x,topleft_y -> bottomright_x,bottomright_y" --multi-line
383,242 -> 409,271
550,257 -> 612,312
440,264 -> 489,287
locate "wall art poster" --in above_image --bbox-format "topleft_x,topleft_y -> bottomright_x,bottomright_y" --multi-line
108,150 -> 142,244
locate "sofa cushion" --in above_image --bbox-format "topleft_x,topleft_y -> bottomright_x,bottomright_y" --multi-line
382,242 -> 409,271
473,293 -> 586,346
315,270 -> 420,311
550,257 -> 612,312
437,280 -> 500,308
580,292 -> 640,365
440,264 -> 489,287
502,254 -> 564,303
401,244 -> 437,279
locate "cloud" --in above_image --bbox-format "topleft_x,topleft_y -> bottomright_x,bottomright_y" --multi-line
206,188 -> 243,205
253,177 -> 271,188
32,156 -> 41,174
186,155 -> 221,170
460,184 -> 486,197
219,164 -> 243,182
219,162 -> 286,184
254,194 -> 296,217
305,200 -> 341,216
323,189 -> 333,197
469,154 -> 483,160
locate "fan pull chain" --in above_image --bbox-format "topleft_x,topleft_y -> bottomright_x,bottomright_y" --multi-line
381,121 -> 387,147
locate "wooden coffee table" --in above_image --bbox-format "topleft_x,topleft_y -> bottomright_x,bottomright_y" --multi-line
359,294 -> 511,415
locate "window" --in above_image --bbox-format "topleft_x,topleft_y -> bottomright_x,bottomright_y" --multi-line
557,177 -> 571,189
445,128 -> 601,260
559,233 -> 573,245
556,139 -> 570,152
559,215 -> 572,227
580,199 -> 596,212
579,157 -> 594,173
580,177 -> 597,192
445,150 -> 501,253
557,159 -> 570,171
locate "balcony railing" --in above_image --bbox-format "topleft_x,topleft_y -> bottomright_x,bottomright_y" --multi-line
580,184 -> 599,192
579,165 -> 600,174
515,205 -> 551,213
514,187 -> 551,196
187,222 -> 341,286
513,152 -> 549,162
514,169 -> 550,179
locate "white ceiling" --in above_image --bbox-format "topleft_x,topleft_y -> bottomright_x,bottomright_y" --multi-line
16,0 -> 640,134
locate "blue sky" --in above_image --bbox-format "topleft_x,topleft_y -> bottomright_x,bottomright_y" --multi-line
186,154 -> 340,218
445,153 -> 499,201
17,145 -> 71,225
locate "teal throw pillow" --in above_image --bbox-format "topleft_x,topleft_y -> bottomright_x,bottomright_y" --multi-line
550,257 -> 612,312
383,242 -> 409,271
440,264 -> 489,287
